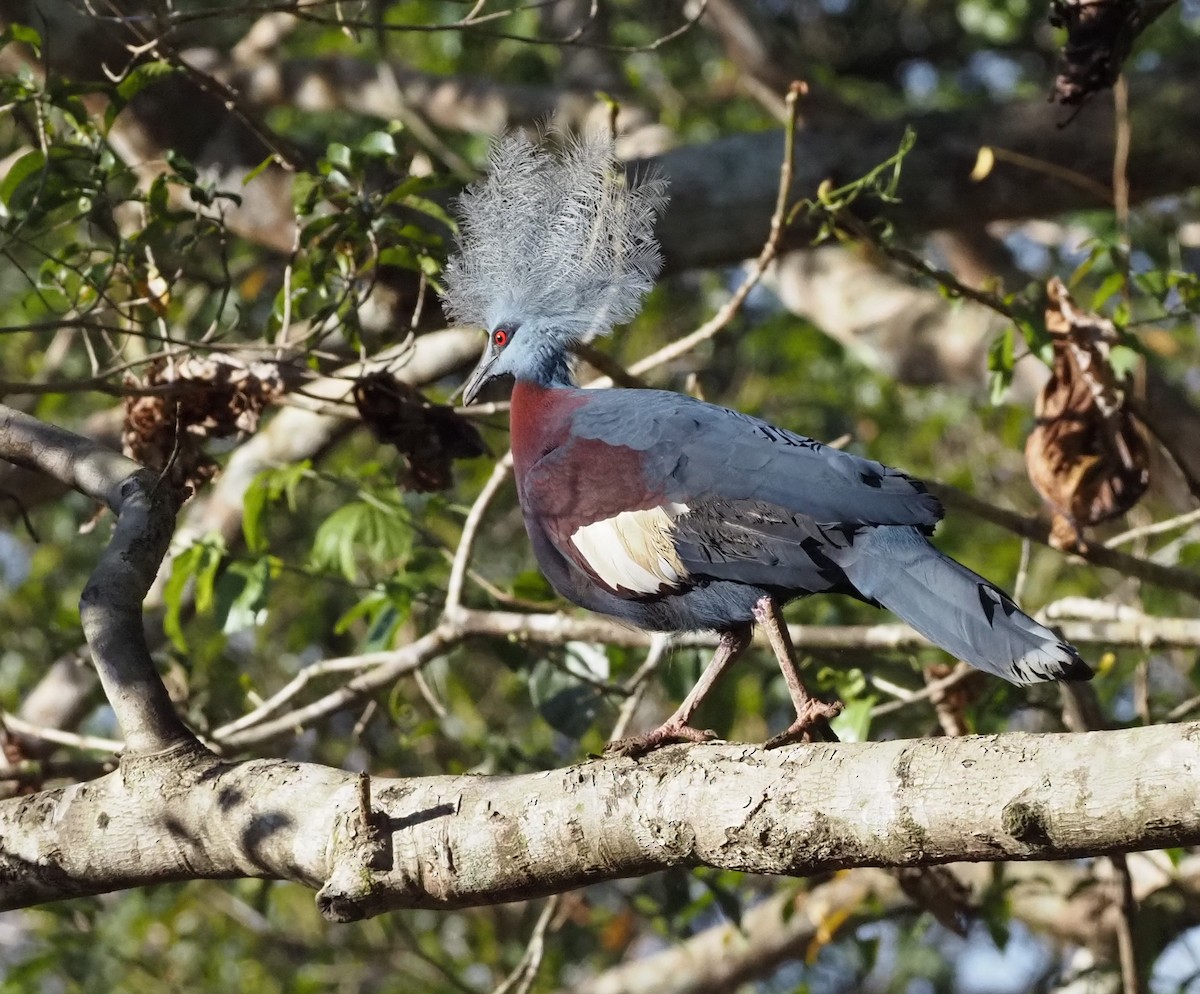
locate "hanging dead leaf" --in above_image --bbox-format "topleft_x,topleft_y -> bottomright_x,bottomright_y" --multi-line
123,354 -> 283,495
354,372 -> 486,492
1025,277 -> 1149,550
894,865 -> 974,937
924,662 -> 980,738
1049,0 -> 1152,107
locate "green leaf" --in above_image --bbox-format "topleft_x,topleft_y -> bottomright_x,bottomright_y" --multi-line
291,172 -> 321,212
1,22 -> 42,52
357,131 -> 396,158
242,154 -> 276,186
334,589 -> 388,635
214,558 -> 271,635
160,537 -> 225,650
986,327 -> 1015,404
1091,271 -> 1126,311
401,194 -> 454,231
162,543 -> 204,652
363,602 -> 403,651
325,143 -> 353,171
0,148 -> 45,209
829,694 -> 876,743
528,656 -> 601,739
311,499 -> 412,581
166,149 -> 198,184
323,168 -> 352,191
116,60 -> 178,102
377,245 -> 418,270
242,461 -> 311,553
1108,343 -> 1140,379
312,504 -> 367,580
193,539 -> 225,615
242,477 -> 270,554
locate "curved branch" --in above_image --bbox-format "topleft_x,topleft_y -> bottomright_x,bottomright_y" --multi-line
0,406 -> 195,753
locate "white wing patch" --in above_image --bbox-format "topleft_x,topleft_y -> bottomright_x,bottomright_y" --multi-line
570,503 -> 690,595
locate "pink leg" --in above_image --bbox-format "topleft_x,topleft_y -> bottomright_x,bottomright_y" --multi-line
752,596 -> 843,748
607,625 -> 753,758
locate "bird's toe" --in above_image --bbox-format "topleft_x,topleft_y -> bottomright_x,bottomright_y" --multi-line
606,721 -> 720,758
764,699 -> 844,749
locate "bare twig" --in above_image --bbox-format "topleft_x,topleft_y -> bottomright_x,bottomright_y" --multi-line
1105,507 -> 1200,547
1168,694 -> 1200,722
869,664 -> 975,719
1110,851 -> 1145,994
212,603 -> 1200,749
1113,74 -> 1132,287
930,481 -> 1200,601
491,896 -> 561,994
0,714 -> 123,754
595,82 -> 807,385
445,453 -> 514,612
609,634 -> 673,743
214,626 -> 456,749
0,490 -> 39,541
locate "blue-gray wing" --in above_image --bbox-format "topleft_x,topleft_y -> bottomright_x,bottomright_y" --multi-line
569,388 -> 943,529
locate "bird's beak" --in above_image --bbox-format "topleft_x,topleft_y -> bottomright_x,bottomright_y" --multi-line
461,347 -> 498,406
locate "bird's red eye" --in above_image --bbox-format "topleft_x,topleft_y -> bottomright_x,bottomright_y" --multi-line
492,328 -> 510,348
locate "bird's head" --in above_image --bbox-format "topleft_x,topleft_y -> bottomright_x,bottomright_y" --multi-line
442,130 -> 668,403
458,318 -> 555,405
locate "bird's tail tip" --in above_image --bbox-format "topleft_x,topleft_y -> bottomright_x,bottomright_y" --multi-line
1050,645 -> 1094,682
1011,639 -> 1093,685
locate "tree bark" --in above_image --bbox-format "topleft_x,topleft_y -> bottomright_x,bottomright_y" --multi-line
1,723 -> 1198,917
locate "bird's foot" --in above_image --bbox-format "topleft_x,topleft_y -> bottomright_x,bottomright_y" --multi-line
606,721 -> 720,758
763,698 -> 844,749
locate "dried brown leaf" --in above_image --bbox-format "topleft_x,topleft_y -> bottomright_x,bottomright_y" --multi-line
894,865 -> 974,936
1025,278 -> 1149,550
1049,0 -> 1155,107
354,372 -> 486,492
122,354 -> 283,495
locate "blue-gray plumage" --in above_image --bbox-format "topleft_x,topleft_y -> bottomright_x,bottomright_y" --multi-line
442,131 -> 1092,754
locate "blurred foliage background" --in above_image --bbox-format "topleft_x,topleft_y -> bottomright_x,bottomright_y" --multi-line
2,0 -> 1200,991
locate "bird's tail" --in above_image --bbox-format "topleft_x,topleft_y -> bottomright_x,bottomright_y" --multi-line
849,527 -> 1092,685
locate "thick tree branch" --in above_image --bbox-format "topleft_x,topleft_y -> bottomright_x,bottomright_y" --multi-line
646,78 -> 1200,272
0,406 -> 195,753
1,723 -> 1198,916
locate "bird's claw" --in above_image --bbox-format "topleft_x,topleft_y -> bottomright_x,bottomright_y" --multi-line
764,699 -> 844,749
606,721 -> 720,758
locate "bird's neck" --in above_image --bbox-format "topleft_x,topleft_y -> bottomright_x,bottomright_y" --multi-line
518,343 -> 576,390
510,377 -> 585,479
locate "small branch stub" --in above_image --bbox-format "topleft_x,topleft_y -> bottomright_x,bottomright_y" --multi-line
316,774 -> 395,922
358,771 -> 391,870
1002,796 -> 1055,848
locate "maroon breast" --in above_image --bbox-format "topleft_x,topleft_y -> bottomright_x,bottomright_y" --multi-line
509,380 -> 586,479
510,381 -> 668,524
509,382 -> 688,597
